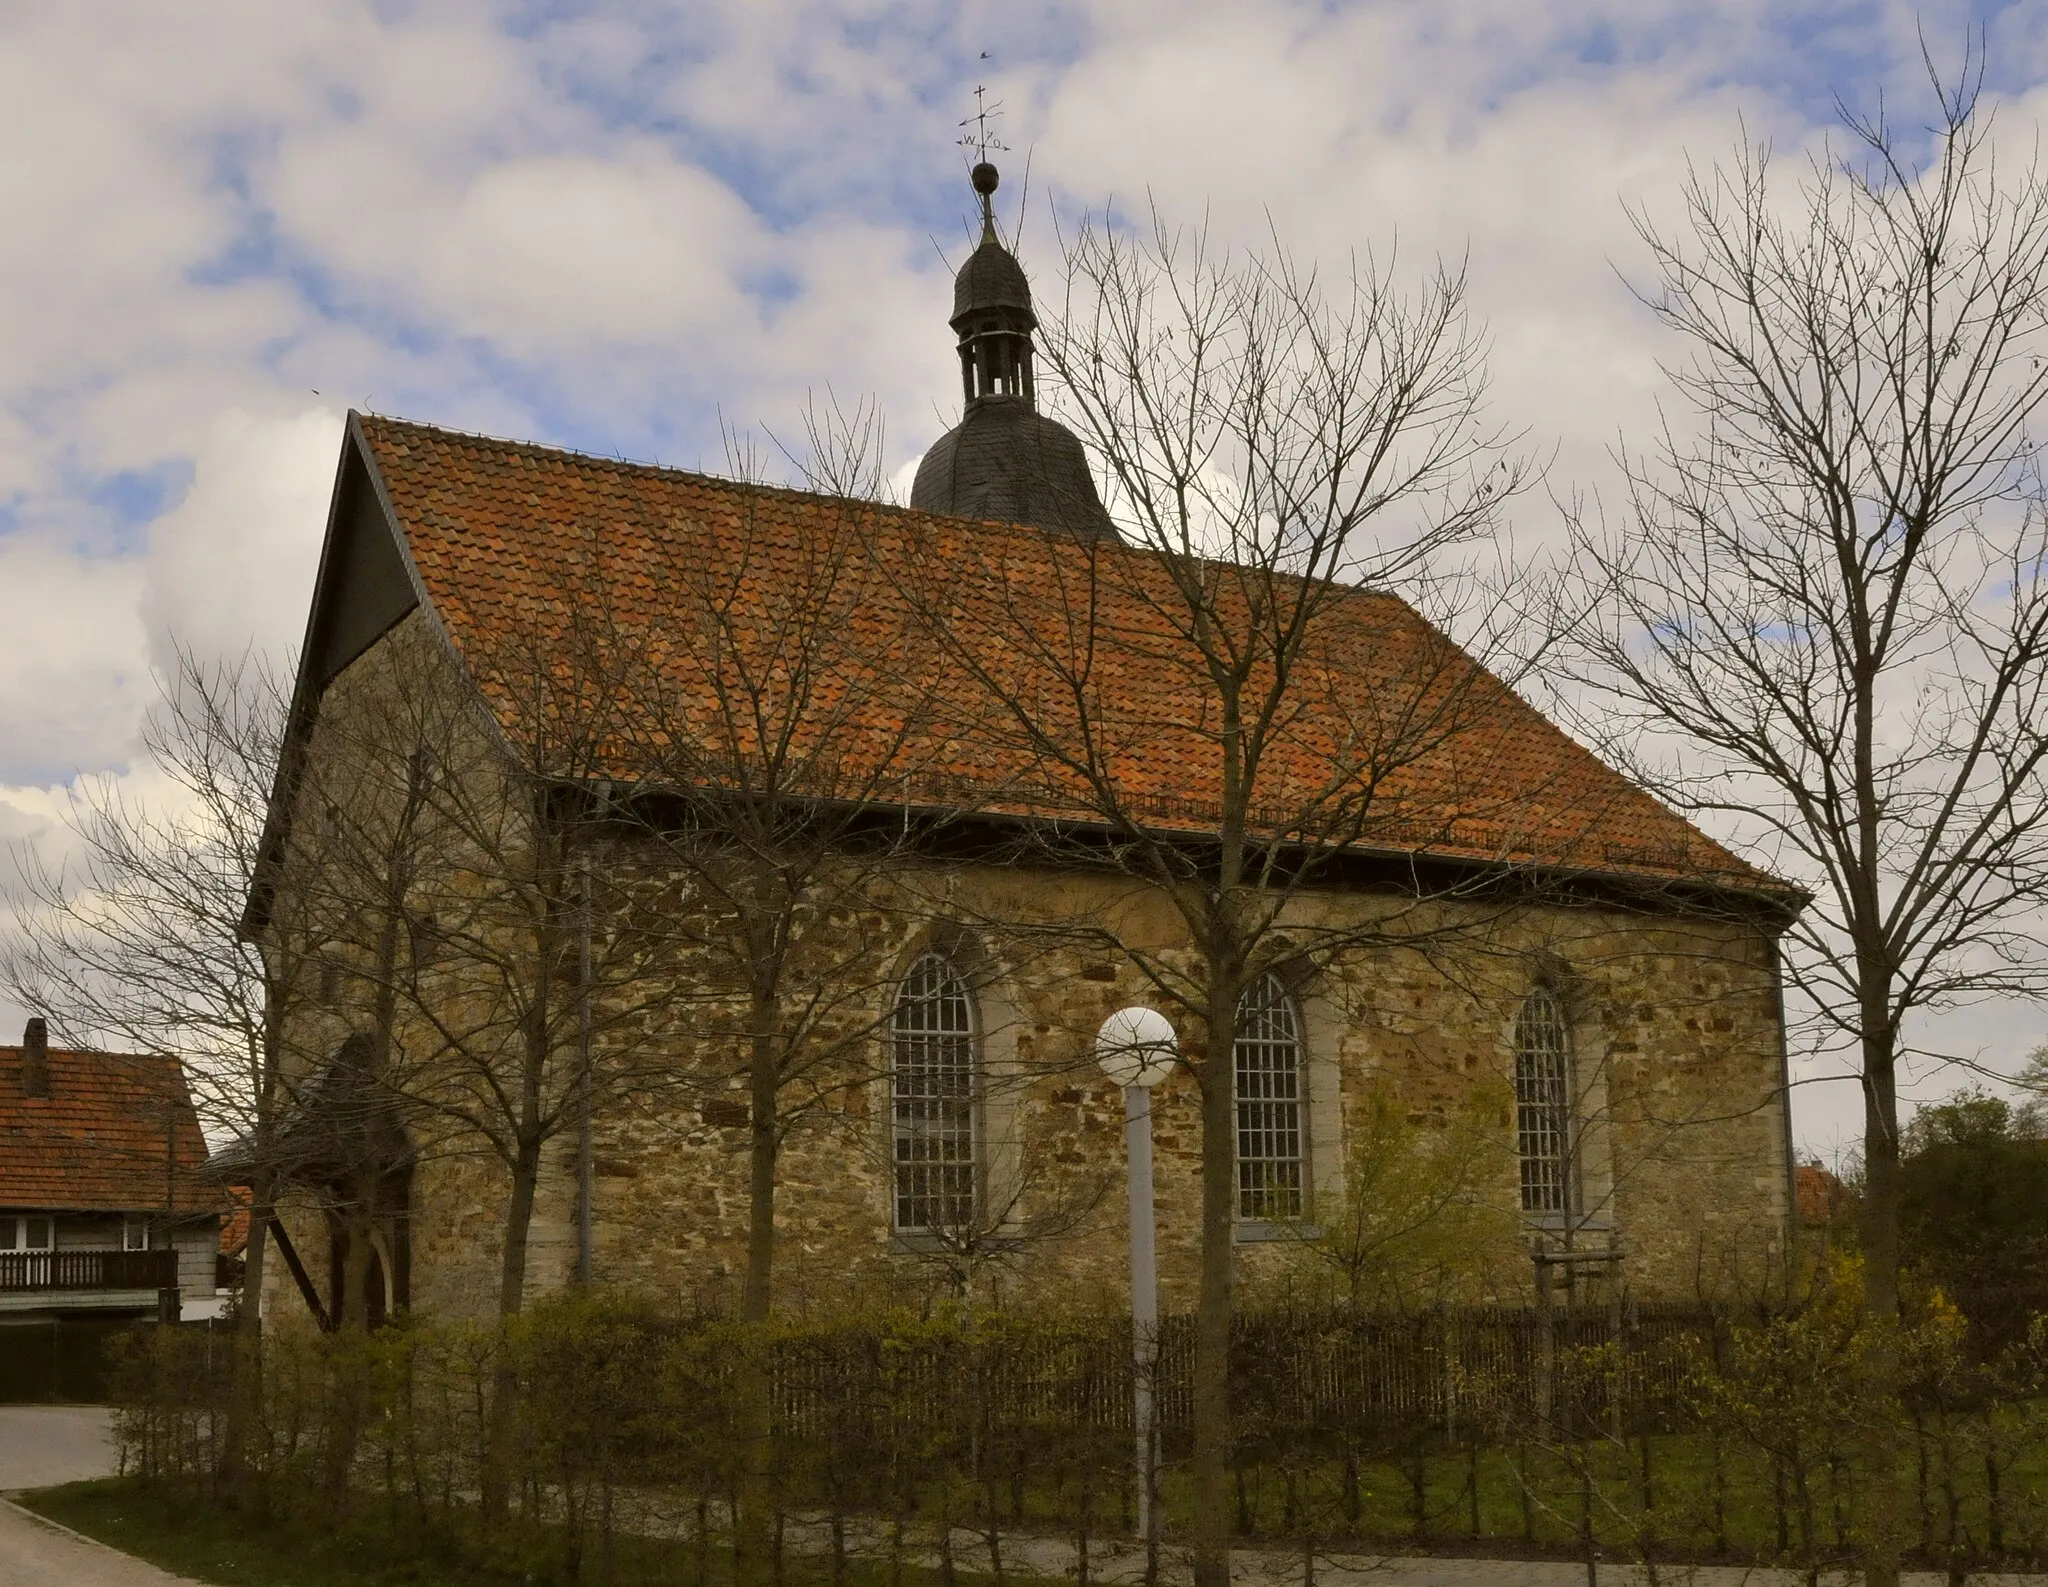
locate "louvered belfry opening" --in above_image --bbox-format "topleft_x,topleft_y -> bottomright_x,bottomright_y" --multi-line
959,310 -> 1034,405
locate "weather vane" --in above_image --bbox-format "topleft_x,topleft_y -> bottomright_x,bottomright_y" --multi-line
957,79 -> 1008,166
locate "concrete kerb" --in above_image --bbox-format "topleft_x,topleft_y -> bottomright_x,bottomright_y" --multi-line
0,1491 -> 203,1587
2,1492 -> 123,1551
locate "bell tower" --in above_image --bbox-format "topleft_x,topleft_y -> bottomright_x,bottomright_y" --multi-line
953,163 -> 1036,406
909,160 -> 1120,544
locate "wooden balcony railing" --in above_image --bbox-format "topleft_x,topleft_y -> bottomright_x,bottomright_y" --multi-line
0,1249 -> 179,1292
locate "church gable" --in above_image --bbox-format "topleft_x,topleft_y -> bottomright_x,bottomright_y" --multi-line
301,424 -> 423,692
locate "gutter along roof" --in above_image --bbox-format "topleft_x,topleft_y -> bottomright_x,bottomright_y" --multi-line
253,412 -> 1793,920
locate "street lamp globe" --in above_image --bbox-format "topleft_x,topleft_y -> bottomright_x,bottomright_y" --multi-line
1095,1006 -> 1177,1089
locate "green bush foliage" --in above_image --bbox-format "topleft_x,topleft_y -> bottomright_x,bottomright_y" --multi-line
1901,1088 -> 2048,1354
108,1279 -> 2048,1583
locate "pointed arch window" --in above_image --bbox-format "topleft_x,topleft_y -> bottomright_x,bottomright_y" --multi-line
1236,973 -> 1306,1220
891,953 -> 978,1232
1515,985 -> 1576,1216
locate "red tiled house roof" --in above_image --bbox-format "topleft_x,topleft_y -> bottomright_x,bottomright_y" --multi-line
0,1045 -> 216,1214
220,1193 -> 251,1256
283,413 -> 1786,903
1796,1163 -> 1856,1225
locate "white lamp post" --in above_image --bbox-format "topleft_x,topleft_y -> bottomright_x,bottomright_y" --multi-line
1095,1006 -> 1177,1547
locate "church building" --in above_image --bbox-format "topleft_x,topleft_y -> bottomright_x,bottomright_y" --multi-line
248,165 -> 1801,1327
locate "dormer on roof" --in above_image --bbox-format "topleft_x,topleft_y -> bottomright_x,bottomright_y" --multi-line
910,163 -> 1120,544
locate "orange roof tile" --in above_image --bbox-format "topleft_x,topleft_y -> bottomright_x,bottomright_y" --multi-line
0,1045 -> 218,1214
353,415 -> 1782,898
220,1191 -> 251,1256
1796,1163 -> 1855,1225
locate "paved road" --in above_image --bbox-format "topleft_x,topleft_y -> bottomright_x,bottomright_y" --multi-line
0,1405 -> 197,1586
950,1533 -> 2048,1586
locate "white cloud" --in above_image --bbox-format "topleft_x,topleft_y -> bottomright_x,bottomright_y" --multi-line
139,406 -> 344,672
0,537 -> 148,784
0,779 -> 75,853
426,154 -> 765,351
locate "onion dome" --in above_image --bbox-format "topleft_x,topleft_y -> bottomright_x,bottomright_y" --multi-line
953,164 -> 1034,326
953,239 -> 1033,321
910,162 -> 1119,543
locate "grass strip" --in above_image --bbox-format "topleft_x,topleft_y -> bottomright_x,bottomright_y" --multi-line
17,1478 -> 1077,1587
17,1479 -> 498,1585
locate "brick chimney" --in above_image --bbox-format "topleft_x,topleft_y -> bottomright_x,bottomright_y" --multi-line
21,1017 -> 49,1099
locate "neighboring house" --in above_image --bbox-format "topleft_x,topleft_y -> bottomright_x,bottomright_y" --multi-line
249,166 -> 1804,1328
0,1018 -> 223,1322
1796,1161 -> 1857,1227
219,1196 -> 250,1287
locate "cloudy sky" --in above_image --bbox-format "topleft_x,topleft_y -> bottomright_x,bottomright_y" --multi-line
2,0 -> 2044,1154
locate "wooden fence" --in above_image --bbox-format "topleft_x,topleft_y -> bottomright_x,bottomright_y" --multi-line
0,1249 -> 180,1293
760,1301 -> 1735,1451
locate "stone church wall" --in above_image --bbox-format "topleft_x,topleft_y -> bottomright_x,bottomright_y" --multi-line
262,617 -> 1794,1328
553,872 -> 1790,1317
375,847 -> 1793,1321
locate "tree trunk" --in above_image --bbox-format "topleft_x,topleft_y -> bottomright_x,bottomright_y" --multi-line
1860,1017 -> 1904,1587
501,926 -> 556,1322
499,1137 -> 541,1320
737,992 -> 781,1580
480,1138 -> 542,1523
1191,995 -> 1237,1587
743,1004 -> 779,1322
222,1175 -> 271,1505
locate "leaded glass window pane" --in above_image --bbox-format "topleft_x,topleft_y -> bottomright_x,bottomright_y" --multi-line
1236,974 -> 1305,1220
891,953 -> 977,1231
1515,986 -> 1575,1215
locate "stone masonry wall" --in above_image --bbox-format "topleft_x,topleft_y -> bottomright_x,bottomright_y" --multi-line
384,850 -> 1792,1322
262,618 -> 1793,1328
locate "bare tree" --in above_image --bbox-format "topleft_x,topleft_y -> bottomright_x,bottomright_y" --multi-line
1560,53 -> 2048,1586
764,386 -> 892,502
603,441 -> 999,1577
306,610 -> 682,1325
623,520 -> 943,1326
623,396 -> 970,1328
1278,1078 -> 1518,1310
908,210 -> 1531,1587
4,647 -> 320,1492
278,606 -> 705,1520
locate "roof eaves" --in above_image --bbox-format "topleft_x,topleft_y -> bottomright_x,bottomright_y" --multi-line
588,769 -> 1799,919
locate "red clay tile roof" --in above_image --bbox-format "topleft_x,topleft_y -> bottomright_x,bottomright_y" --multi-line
354,414 -> 1781,897
1796,1163 -> 1856,1225
0,1045 -> 217,1214
220,1191 -> 250,1257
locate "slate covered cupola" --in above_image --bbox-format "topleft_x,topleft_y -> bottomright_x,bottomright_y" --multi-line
910,162 -> 1120,543
950,162 -> 1037,405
